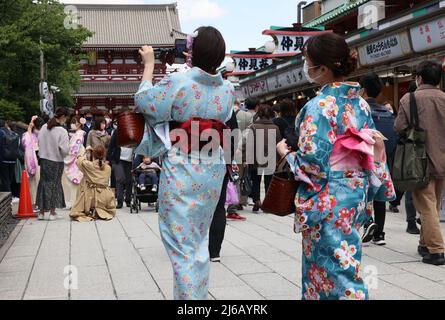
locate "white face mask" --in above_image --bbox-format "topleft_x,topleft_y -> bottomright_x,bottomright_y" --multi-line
303,61 -> 323,84
415,76 -> 421,89
71,123 -> 78,131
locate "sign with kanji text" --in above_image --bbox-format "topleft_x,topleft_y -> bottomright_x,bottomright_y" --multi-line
266,66 -> 308,93
243,79 -> 269,98
226,54 -> 274,76
358,31 -> 412,66
410,16 -> 445,53
262,30 -> 333,56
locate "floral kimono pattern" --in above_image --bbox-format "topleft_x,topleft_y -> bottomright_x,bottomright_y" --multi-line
286,82 -> 396,300
65,130 -> 85,185
22,131 -> 39,177
134,67 -> 235,300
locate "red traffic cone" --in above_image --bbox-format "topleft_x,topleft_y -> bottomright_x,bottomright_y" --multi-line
15,170 -> 37,219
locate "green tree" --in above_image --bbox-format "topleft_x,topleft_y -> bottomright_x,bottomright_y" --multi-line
0,0 -> 92,122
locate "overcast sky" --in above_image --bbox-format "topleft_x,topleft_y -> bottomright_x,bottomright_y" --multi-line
62,0 -> 314,52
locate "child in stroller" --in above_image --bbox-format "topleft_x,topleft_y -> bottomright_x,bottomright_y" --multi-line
133,156 -> 161,193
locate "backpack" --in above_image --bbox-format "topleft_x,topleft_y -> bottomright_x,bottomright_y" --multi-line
370,104 -> 397,160
1,128 -> 20,162
392,93 -> 430,191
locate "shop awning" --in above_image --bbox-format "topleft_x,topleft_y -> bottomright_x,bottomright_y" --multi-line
303,0 -> 371,28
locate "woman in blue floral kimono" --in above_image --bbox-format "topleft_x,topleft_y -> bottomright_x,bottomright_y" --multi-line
134,27 -> 235,300
277,33 -> 396,300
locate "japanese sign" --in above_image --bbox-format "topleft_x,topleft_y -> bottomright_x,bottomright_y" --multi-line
233,57 -> 273,74
262,30 -> 333,56
267,66 -> 307,92
410,16 -> 445,53
358,31 -> 412,66
243,79 -> 269,98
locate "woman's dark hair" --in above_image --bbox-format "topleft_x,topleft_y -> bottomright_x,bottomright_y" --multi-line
94,116 -> 105,131
279,99 -> 297,117
33,117 -> 45,131
245,98 -> 259,111
256,104 -> 275,120
92,145 -> 106,170
359,73 -> 383,98
192,26 -> 226,74
303,32 -> 357,77
48,108 -> 69,130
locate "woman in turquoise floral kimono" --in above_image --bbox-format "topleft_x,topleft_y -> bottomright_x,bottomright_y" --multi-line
277,33 -> 396,300
134,27 -> 235,300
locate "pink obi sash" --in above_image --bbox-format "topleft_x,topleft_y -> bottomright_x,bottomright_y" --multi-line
330,128 -> 387,171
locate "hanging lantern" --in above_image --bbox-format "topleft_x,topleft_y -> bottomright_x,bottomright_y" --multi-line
264,41 -> 277,54
225,60 -> 236,73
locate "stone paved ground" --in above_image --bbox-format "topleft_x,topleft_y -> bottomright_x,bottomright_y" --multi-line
0,203 -> 445,300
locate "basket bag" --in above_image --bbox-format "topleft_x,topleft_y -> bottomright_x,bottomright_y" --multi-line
117,111 -> 145,148
261,156 -> 299,217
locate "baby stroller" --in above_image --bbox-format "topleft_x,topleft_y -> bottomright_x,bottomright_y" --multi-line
130,155 -> 161,214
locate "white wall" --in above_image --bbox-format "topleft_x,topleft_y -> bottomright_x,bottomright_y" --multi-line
322,0 -> 347,14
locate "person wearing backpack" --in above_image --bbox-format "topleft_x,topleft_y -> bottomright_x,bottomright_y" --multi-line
0,120 -> 21,194
395,61 -> 445,266
359,73 -> 398,246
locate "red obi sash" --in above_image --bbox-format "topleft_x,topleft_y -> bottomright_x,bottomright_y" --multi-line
169,118 -> 229,154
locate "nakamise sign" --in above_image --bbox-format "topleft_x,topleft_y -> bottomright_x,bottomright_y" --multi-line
262,30 -> 333,56
410,16 -> 445,53
226,54 -> 273,76
358,31 -> 412,66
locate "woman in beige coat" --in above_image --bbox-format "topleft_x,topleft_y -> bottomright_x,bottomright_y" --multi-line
70,145 -> 116,222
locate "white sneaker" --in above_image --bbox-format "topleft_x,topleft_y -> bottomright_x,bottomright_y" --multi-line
38,214 -> 45,221
49,214 -> 57,221
151,185 -> 158,192
140,186 -> 146,191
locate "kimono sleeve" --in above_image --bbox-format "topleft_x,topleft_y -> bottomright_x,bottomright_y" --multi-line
134,76 -> 177,125
286,101 -> 336,232
134,76 -> 178,158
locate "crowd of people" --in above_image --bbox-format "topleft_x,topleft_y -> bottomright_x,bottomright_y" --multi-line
1,26 -> 444,301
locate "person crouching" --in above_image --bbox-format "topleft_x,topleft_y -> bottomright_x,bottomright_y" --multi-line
70,145 -> 116,222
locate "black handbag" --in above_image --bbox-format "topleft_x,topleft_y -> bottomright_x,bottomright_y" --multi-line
240,166 -> 253,197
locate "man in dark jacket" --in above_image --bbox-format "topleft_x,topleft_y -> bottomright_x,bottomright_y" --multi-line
359,73 -> 398,246
0,120 -> 20,194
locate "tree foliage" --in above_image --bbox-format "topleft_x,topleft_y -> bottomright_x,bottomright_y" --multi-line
0,0 -> 92,122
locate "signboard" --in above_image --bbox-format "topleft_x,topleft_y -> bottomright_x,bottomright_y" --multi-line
232,56 -> 273,75
262,30 -> 333,56
243,79 -> 269,98
358,31 -> 412,66
410,16 -> 445,53
242,64 -> 308,98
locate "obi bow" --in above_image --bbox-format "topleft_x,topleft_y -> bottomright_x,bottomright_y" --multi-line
330,128 -> 387,171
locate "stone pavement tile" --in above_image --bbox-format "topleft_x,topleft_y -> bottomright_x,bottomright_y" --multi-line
139,259 -> 173,281
102,246 -> 140,259
71,251 -> 107,267
395,262 -> 445,282
223,227 -> 267,249
0,290 -> 23,300
243,245 -> 295,264
380,273 -> 445,299
3,245 -> 39,259
266,295 -> 299,300
106,256 -> 148,275
369,279 -> 425,300
361,255 -> 408,276
210,285 -> 265,300
220,242 -> 247,257
263,261 -> 301,287
138,247 -> 170,262
111,271 -> 161,295
240,273 -> 299,298
117,291 -> 164,300
24,268 -> 69,300
363,246 -> 420,264
130,235 -> 161,249
0,271 -> 28,294
157,279 -> 174,300
209,263 -> 246,289
0,256 -> 35,274
69,265 -> 114,301
221,256 -> 272,275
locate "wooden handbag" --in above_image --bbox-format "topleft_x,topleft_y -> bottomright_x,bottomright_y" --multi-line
261,156 -> 299,217
116,111 -> 145,148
